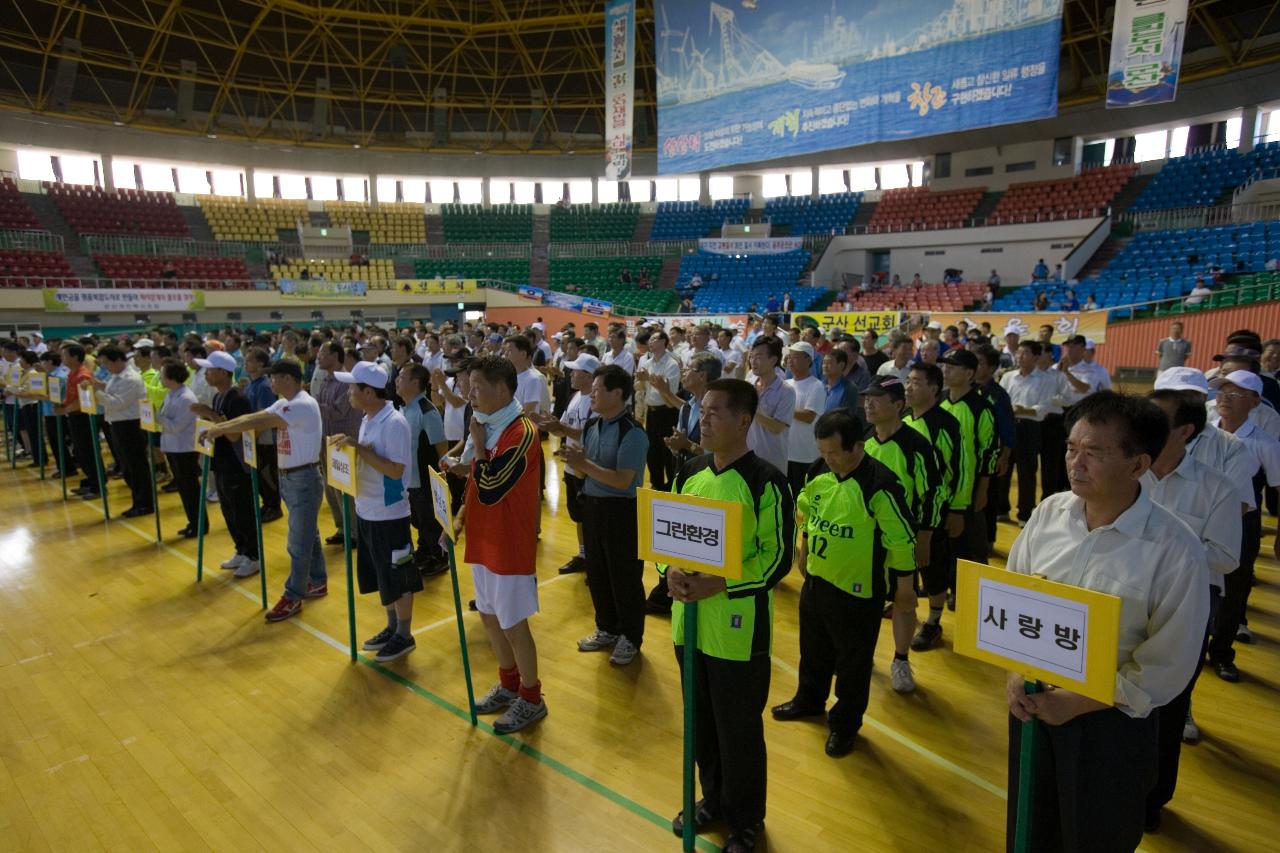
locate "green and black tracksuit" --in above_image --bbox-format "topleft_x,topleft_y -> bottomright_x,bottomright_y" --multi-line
904,404 -> 962,596
864,424 -> 942,532
658,450 -> 794,834
793,456 -> 915,736
941,386 -> 998,567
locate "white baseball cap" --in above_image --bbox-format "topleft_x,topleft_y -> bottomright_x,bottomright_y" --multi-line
926,320 -> 943,330
1153,367 -> 1209,394
334,361 -> 389,386
1084,338 -> 1096,350
133,337 -> 155,348
786,341 -> 816,361
530,322 -> 545,332
1209,369 -> 1263,396
563,354 -> 601,374
193,351 -> 237,372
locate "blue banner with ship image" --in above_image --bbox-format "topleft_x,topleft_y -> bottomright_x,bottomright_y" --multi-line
656,0 -> 1063,174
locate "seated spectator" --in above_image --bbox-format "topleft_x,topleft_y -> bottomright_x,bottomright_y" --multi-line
1034,291 -> 1050,311
689,272 -> 703,289
988,269 -> 1001,288
1084,294 -> 1099,311
161,261 -> 177,280
1032,258 -> 1049,280
679,296 -> 694,314
1185,279 -> 1213,306
943,268 -> 963,285
1054,263 -> 1065,282
638,270 -> 651,289
891,274 -> 902,288
911,273 -> 923,287
1060,289 -> 1081,312
299,267 -> 311,280
619,267 -> 632,284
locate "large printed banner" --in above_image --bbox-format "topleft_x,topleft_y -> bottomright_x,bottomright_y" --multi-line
396,278 -> 479,294
604,0 -> 635,180
698,237 -> 804,255
278,278 -> 367,298
929,311 -> 1109,343
794,311 -> 903,336
629,314 -> 750,333
42,287 -> 205,313
514,284 -> 614,317
656,1 -> 1063,173
1106,0 -> 1187,108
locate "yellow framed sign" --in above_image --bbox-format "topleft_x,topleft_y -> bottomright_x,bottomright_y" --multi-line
636,487 -> 743,579
953,559 -> 1121,706
138,400 -> 159,433
77,383 -> 97,413
47,375 -> 64,403
194,417 -> 216,457
326,437 -> 359,496
428,466 -> 455,541
29,372 -> 46,397
241,429 -> 257,469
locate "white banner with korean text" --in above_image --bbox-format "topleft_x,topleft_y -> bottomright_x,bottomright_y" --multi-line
1106,0 -> 1187,108
604,0 -> 635,180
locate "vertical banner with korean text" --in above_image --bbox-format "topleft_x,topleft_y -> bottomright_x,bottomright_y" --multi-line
605,0 -> 635,181
1106,0 -> 1187,108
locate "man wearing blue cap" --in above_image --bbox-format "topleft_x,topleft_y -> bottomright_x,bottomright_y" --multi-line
194,350 -> 258,578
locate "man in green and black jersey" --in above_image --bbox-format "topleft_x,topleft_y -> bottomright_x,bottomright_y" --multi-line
903,362 -> 962,651
861,375 -> 942,694
771,408 -> 915,758
660,378 -> 794,853
938,347 -> 997,600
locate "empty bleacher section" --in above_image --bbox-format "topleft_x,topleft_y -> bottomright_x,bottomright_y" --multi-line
995,220 -> 1280,313
270,257 -> 395,284
548,203 -> 639,241
441,203 -> 532,242
92,254 -> 251,288
325,201 -> 425,244
989,164 -> 1138,223
867,187 -> 984,232
649,200 -> 749,241
45,184 -> 188,237
412,257 -> 530,283
762,193 -> 862,235
678,250 -> 817,313
548,255 -> 676,313
0,249 -> 77,287
1130,143 -> 1280,211
0,178 -> 40,230
832,281 -> 986,312
198,197 -> 308,241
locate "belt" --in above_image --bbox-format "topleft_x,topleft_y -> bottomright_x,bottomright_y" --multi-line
281,461 -> 320,474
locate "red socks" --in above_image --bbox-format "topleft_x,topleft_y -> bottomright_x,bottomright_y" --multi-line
499,665 -> 520,692
518,680 -> 542,705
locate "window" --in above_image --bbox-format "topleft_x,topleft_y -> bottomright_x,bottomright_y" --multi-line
340,176 -> 366,203
848,165 -> 877,192
1169,126 -> 1189,157
139,162 -> 175,192
429,179 -> 454,203
879,163 -> 909,189
598,179 -> 620,204
310,175 -> 340,201
210,169 -> 241,197
1004,161 -> 1036,173
175,165 -> 209,194
708,175 -> 735,200
1052,137 -> 1073,167
1102,138 -> 1116,164
277,173 -> 307,199
457,179 -> 482,204
402,179 -> 428,203
1225,116 -> 1242,149
760,173 -> 788,198
790,170 -> 813,197
653,177 -> 679,202
253,171 -> 276,199
626,179 -> 651,202
1133,130 -> 1167,163
110,160 -> 138,190
908,161 -> 925,186
376,177 -> 400,203
817,168 -> 847,194
512,180 -> 536,204
541,180 -> 566,204
60,154 -> 98,187
933,153 -> 952,179
678,176 -> 700,201
568,180 -> 592,204
16,150 -> 55,182
489,179 -> 511,204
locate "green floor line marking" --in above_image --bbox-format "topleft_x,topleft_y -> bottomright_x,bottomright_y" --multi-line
56,479 -> 722,853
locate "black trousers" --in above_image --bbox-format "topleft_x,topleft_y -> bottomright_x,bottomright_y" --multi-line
109,419 -> 152,510
1209,509 -> 1261,666
787,460 -> 812,500
1007,708 -> 1157,853
68,413 -> 99,491
447,470 -> 467,516
19,405 -> 42,464
47,415 -> 76,475
1039,413 -> 1067,499
215,465 -> 258,560
256,441 -> 280,512
674,648 -> 771,834
644,405 -> 678,491
1014,419 -> 1042,522
919,525 -> 952,597
406,486 -> 444,565
985,468 -> 1005,546
582,495 -> 646,647
950,504 -> 988,588
795,575 -> 884,736
166,451 -> 203,531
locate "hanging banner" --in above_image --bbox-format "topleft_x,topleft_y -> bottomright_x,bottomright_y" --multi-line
698,237 -> 804,255
42,288 -> 205,313
793,311 -> 903,336
927,310 -> 1109,344
1106,0 -> 1187,108
604,0 -> 635,181
544,291 -> 586,312
581,297 -> 613,317
396,278 -> 479,295
656,1 -> 1062,174
278,279 -> 368,298
517,285 -> 545,303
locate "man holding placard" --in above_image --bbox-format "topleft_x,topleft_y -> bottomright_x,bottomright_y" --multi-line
661,378 -> 793,853
53,343 -> 100,500
193,351 -> 259,579
1005,392 -> 1209,852
89,346 -> 152,518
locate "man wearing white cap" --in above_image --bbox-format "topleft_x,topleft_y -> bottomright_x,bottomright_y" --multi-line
192,350 -> 259,578
1082,339 -> 1111,389
533,353 -> 599,575
1206,369 -> 1280,682
31,331 -> 47,355
784,341 -> 825,497
1155,368 -> 1256,513
332,360 -> 421,663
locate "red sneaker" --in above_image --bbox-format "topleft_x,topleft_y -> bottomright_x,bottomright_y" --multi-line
265,596 -> 302,622
303,582 -> 328,599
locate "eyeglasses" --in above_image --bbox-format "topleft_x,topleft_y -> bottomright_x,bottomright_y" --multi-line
1215,390 -> 1255,402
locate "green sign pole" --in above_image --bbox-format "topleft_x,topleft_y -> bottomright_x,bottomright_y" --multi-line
444,538 -> 477,725
36,407 -> 45,481
1013,681 -> 1040,853
147,442 -> 161,542
55,415 -> 67,501
195,454 -> 210,582
250,466 -> 267,609
88,413 -> 110,520
342,493 -> 357,662
681,599 -> 698,853
9,404 -> 18,469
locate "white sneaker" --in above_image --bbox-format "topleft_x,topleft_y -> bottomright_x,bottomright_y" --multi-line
206,489 -> 220,503
475,684 -> 518,715
577,629 -> 619,652
891,658 -> 916,693
493,696 -> 547,733
609,636 -> 639,666
1182,712 -> 1201,744
1236,625 -> 1254,644
233,560 -> 260,578
220,554 -> 246,570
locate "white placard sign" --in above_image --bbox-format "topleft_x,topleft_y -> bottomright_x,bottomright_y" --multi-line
975,577 -> 1088,683
636,487 -> 742,579
428,466 -> 454,541
241,429 -> 257,469
29,373 -> 46,395
326,439 -> 358,496
138,400 -> 158,432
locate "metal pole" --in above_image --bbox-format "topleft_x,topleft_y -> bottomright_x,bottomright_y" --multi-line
36,407 -> 45,481
1013,681 -> 1040,853
196,454 -> 210,582
55,415 -> 67,500
250,466 -> 267,609
445,539 -> 477,725
89,413 -> 109,520
147,439 -> 160,542
342,493 -> 357,661
681,599 -> 698,853
8,404 -> 16,469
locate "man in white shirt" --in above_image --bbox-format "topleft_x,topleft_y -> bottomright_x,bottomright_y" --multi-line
88,345 -> 151,517
533,354 -> 598,575
504,335 -> 551,417
746,335 -> 796,475
1054,335 -> 1107,408
421,333 -> 445,373
601,328 -> 635,375
684,325 -> 725,367
719,329 -> 747,379
1000,341 -> 1058,523
784,342 -> 825,496
876,334 -> 914,384
1006,391 -> 1208,853
635,329 -> 682,490
1155,322 -> 1192,371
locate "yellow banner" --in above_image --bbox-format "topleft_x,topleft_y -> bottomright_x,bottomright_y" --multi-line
794,311 -> 902,336
396,278 -> 479,295
928,311 -> 1108,343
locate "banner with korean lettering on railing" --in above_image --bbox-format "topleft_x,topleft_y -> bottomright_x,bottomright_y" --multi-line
1106,0 -> 1187,108
793,311 -> 903,337
42,288 -> 206,313
396,278 -> 479,295
656,0 -> 1062,174
604,0 -> 635,181
698,237 -> 804,256
277,279 -> 367,298
928,311 -> 1108,343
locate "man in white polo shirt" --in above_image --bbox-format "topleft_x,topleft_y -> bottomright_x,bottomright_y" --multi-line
784,341 -> 824,496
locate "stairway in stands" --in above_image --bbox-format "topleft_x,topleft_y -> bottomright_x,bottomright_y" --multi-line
971,191 -> 1004,223
849,200 -> 876,231
632,212 -> 654,242
658,257 -> 682,291
180,205 -> 215,242
1076,235 -> 1131,281
23,191 -> 99,282
424,214 -> 444,245
1110,173 -> 1154,214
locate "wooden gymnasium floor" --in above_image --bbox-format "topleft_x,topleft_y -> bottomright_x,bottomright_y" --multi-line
1,443 -> 1278,853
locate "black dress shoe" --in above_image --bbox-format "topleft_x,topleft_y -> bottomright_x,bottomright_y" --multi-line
825,730 -> 858,757
122,506 -> 154,518
1144,808 -> 1162,833
180,526 -> 200,539
260,507 -> 283,523
770,698 -> 825,721
325,532 -> 345,545
670,798 -> 721,837
79,490 -> 102,500
1214,661 -> 1240,682
418,556 -> 450,577
557,555 -> 587,574
724,822 -> 763,853
162,481 -> 181,493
